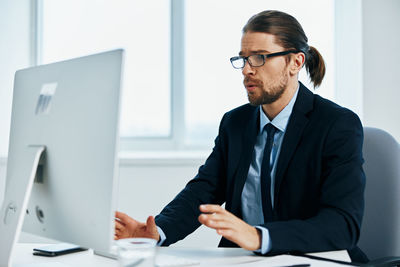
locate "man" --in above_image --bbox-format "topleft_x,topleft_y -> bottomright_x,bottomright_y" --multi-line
115,10 -> 366,262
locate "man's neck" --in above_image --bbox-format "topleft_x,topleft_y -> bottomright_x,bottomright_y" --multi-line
262,80 -> 298,121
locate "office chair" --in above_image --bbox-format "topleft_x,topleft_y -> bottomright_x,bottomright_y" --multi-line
357,127 -> 400,267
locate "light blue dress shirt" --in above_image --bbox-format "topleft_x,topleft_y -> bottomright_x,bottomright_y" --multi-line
157,85 -> 299,251
242,85 -> 299,254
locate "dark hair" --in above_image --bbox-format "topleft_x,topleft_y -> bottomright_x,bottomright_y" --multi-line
243,10 -> 325,88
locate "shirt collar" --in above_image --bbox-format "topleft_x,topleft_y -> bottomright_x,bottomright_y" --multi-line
259,83 -> 300,134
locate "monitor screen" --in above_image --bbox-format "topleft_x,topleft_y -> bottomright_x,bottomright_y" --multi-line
6,49 -> 123,255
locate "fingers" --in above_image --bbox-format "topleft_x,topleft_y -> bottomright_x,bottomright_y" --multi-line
146,215 -> 154,225
115,219 -> 125,230
199,204 -> 224,214
198,205 -> 261,251
114,224 -> 123,240
114,232 -> 124,240
216,228 -> 234,237
114,218 -> 125,240
146,216 -> 161,241
115,211 -> 135,240
199,205 -> 233,225
200,216 -> 230,230
115,211 -> 131,222
198,205 -> 234,231
146,216 -> 156,230
198,212 -> 225,224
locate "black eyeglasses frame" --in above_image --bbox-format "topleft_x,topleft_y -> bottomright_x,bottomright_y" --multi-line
230,50 -> 301,69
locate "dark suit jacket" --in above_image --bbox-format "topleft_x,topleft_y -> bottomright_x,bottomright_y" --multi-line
155,82 -> 366,260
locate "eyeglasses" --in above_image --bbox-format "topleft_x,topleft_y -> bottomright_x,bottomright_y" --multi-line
230,50 -> 300,69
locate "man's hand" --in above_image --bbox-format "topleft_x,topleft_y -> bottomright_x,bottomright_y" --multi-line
114,211 -> 160,241
198,204 -> 261,251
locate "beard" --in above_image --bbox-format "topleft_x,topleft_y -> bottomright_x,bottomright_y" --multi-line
245,71 -> 288,106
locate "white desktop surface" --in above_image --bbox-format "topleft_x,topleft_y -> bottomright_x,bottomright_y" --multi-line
12,243 -> 352,267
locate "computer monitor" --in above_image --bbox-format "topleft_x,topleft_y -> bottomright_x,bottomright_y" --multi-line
0,49 -> 123,266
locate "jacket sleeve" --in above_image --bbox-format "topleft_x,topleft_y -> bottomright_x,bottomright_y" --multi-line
154,114 -> 229,246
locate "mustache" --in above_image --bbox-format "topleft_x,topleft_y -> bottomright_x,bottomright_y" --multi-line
243,77 -> 262,86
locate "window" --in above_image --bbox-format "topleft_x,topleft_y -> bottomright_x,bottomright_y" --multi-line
38,0 -> 334,151
40,0 -> 171,138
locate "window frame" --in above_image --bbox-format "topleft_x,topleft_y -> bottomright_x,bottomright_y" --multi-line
119,0 -> 187,151
34,0 -> 188,151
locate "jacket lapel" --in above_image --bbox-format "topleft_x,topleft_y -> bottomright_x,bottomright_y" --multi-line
273,83 -> 314,207
230,107 -> 259,217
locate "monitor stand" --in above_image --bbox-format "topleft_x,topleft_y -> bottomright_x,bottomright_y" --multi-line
0,145 -> 45,267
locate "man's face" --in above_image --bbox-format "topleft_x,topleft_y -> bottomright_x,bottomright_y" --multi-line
240,32 -> 290,106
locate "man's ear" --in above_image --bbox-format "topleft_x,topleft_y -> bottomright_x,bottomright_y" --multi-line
289,52 -> 305,75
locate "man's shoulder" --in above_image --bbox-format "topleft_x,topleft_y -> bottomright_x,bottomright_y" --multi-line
223,103 -> 257,123
298,82 -> 358,120
314,94 -> 344,112
215,104 -> 258,133
309,93 -> 362,130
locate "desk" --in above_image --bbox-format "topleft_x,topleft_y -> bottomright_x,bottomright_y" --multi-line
12,243 -> 352,267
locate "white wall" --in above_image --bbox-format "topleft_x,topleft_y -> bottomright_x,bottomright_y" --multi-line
362,0 -> 400,142
0,0 -> 31,216
0,1 -> 32,157
334,0 -> 363,119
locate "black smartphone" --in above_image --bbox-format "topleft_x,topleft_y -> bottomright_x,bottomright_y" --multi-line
33,243 -> 87,257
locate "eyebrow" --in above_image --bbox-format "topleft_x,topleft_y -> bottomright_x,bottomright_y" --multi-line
239,50 -> 271,56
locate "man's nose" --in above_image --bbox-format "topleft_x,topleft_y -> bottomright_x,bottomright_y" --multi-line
242,60 -> 255,76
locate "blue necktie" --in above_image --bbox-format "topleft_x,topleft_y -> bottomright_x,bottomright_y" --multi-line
261,123 -> 276,223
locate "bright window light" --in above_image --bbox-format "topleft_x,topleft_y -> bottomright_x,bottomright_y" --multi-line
41,0 -> 171,137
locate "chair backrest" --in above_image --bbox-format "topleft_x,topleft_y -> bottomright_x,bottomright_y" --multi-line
358,127 -> 400,260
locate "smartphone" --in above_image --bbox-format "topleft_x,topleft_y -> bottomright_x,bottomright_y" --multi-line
33,243 -> 87,257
